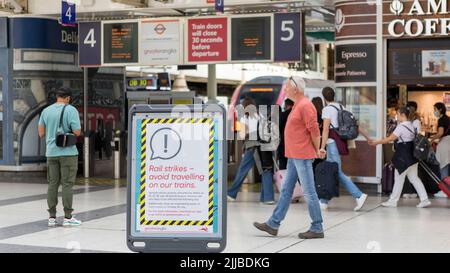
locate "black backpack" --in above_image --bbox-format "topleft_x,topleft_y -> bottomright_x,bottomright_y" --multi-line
402,125 -> 431,161
329,104 -> 359,140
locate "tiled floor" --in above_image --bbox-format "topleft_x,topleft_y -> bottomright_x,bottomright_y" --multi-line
0,181 -> 448,253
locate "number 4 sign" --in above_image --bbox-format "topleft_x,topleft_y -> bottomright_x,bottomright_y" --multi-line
79,22 -> 102,67
274,13 -> 302,62
62,0 -> 76,26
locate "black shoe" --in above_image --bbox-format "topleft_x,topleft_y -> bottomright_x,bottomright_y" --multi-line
298,230 -> 324,239
253,222 -> 278,236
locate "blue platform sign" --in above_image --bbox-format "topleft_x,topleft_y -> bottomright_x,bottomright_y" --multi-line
62,1 -> 76,26
11,18 -> 78,52
215,0 -> 224,13
274,13 -> 302,62
79,22 -> 102,67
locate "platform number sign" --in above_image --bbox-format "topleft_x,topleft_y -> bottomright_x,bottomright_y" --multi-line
79,22 -> 102,67
274,13 -> 302,62
61,1 -> 76,26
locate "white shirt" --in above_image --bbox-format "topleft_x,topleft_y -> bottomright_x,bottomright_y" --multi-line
412,119 -> 421,133
322,102 -> 344,144
393,121 -> 416,143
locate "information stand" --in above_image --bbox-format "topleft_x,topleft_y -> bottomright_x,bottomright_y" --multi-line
127,104 -> 227,253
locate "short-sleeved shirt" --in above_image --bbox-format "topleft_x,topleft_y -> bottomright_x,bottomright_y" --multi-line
38,103 -> 81,157
412,119 -> 421,133
322,102 -> 344,144
438,115 -> 450,137
284,96 -> 320,159
393,121 -> 416,143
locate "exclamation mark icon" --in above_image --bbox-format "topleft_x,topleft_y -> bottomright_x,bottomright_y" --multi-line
164,134 -> 168,153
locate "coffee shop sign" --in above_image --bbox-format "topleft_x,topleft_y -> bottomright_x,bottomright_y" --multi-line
388,0 -> 450,37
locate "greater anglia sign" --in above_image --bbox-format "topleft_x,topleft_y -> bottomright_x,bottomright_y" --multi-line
187,17 -> 228,63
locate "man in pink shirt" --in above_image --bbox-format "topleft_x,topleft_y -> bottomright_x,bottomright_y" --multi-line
254,75 -> 325,239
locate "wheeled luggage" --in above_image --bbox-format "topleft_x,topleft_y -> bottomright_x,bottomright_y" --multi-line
314,161 -> 339,200
273,169 -> 303,202
382,162 -> 395,194
420,161 -> 450,198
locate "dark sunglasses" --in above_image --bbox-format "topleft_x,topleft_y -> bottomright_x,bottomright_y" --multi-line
289,76 -> 298,88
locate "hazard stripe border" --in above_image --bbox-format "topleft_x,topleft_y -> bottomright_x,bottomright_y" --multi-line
139,118 -> 215,226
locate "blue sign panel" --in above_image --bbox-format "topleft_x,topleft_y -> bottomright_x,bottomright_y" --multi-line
215,0 -> 224,13
62,1 -> 76,26
0,17 -> 7,48
274,13 -> 302,62
79,22 -> 102,67
11,18 -> 78,52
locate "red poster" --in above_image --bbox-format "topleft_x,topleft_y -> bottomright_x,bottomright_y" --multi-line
187,17 -> 228,63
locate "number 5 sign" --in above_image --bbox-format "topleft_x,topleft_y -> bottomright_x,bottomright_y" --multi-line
79,22 -> 102,67
274,13 -> 302,62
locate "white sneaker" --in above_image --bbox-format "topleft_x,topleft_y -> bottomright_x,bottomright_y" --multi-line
227,195 -> 236,202
48,218 -> 57,227
434,191 -> 448,198
417,199 -> 431,208
320,202 -> 328,211
382,200 -> 398,207
63,217 -> 82,227
260,201 -> 275,205
354,193 -> 368,211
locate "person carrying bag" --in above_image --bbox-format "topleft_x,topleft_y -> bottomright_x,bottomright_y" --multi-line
38,88 -> 83,227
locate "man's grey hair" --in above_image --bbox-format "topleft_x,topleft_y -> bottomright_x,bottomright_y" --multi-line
288,75 -> 306,93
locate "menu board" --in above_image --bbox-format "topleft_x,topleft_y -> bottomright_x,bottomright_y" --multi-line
388,39 -> 450,85
231,16 -> 271,61
389,49 -> 422,80
103,21 -> 139,65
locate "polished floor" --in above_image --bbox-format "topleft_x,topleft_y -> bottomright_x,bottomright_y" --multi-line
0,181 -> 448,253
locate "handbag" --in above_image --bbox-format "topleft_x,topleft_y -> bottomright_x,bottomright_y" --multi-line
55,105 -> 77,148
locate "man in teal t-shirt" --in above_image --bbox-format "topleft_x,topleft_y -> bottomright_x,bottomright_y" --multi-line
38,88 -> 82,227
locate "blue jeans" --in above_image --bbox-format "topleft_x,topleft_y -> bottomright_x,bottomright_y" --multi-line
228,149 -> 275,202
442,164 -> 450,179
267,158 -> 323,233
320,141 -> 362,204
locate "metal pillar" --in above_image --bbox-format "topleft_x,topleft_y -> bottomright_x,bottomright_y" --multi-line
207,64 -> 218,103
83,68 -> 90,178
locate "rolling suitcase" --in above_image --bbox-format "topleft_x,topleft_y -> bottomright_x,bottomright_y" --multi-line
314,161 -> 339,200
273,169 -> 303,202
420,161 -> 450,198
403,162 -> 441,194
382,162 -> 395,194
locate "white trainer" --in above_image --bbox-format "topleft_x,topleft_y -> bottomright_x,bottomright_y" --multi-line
416,199 -> 431,208
227,195 -> 236,202
48,218 -> 57,227
63,217 -> 82,227
354,193 -> 368,211
434,191 -> 448,198
382,200 -> 398,207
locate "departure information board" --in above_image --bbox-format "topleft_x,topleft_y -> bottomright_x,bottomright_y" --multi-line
231,16 -> 271,61
103,21 -> 139,65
